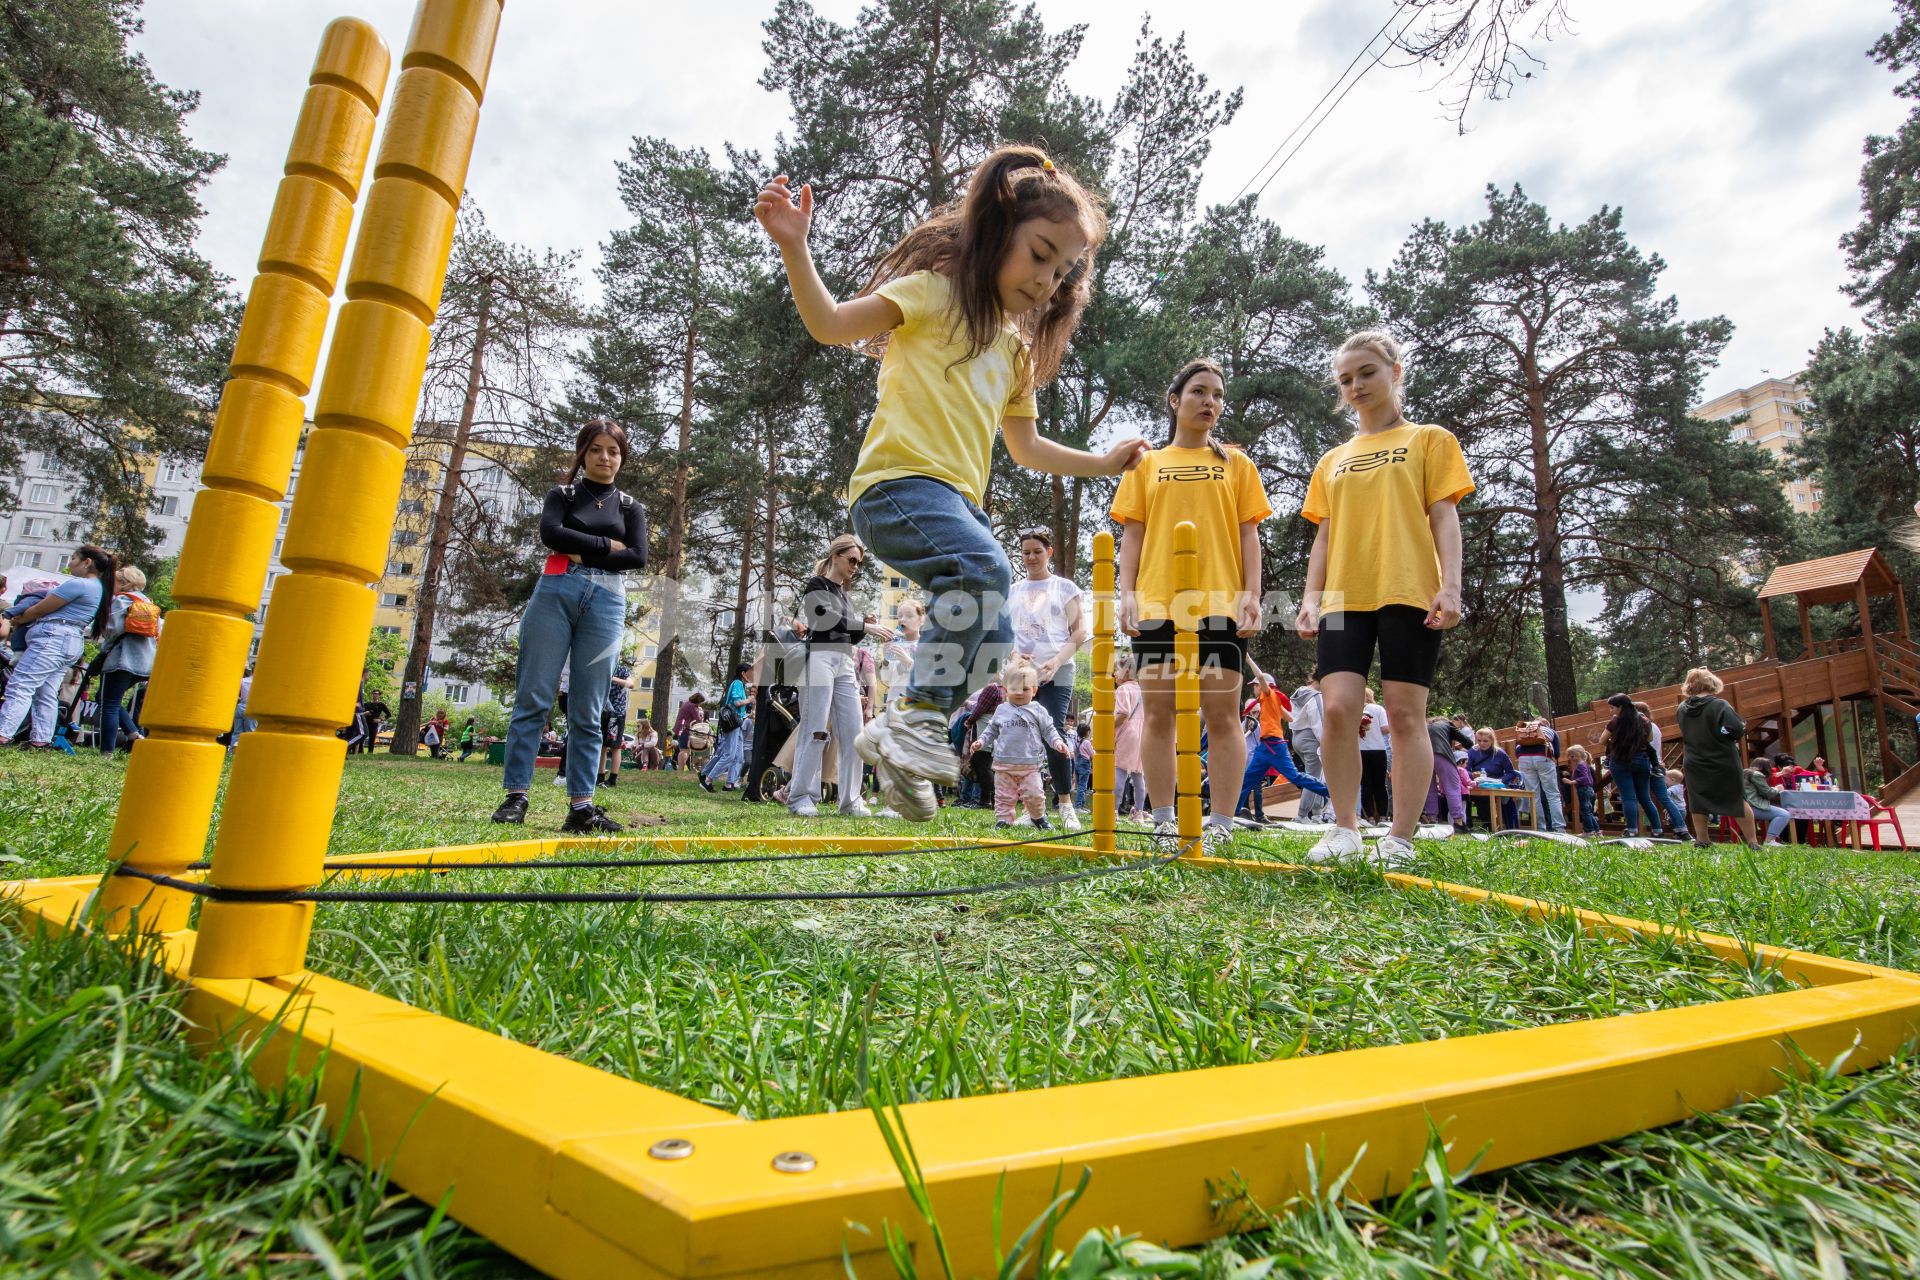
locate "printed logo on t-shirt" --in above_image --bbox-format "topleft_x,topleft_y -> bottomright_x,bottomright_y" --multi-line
1332,447 -> 1409,478
1158,463 -> 1225,484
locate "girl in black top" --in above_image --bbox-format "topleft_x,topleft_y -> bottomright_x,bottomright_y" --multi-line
492,420 -> 647,832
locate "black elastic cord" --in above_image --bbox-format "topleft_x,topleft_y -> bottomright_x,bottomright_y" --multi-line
181,826 -> 1104,875
114,834 -> 1194,906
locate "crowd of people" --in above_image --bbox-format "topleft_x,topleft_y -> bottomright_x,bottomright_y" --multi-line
3,143 -> 1854,867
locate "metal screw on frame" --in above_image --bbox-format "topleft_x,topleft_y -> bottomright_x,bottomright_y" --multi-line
771,1150 -> 817,1174
649,1138 -> 695,1160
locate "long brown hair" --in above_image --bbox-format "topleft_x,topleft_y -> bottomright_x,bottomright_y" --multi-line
74,544 -> 116,639
856,144 -> 1106,396
564,418 -> 629,485
1165,358 -> 1228,460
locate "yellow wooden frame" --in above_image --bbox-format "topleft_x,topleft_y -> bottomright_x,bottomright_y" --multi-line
12,839 -> 1920,1279
16,2 -> 1920,1276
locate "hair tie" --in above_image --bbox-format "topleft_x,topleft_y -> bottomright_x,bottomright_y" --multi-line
1042,158 -> 1055,172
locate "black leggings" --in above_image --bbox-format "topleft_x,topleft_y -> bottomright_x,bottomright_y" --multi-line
1360,749 -> 1390,820
1034,677 -> 1073,800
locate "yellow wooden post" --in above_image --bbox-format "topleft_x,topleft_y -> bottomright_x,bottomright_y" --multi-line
191,0 -> 504,980
1089,531 -> 1117,853
1173,521 -> 1202,854
96,20 -> 390,934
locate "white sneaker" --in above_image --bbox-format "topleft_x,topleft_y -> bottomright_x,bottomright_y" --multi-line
840,797 -> 872,818
788,796 -> 819,818
1201,823 -> 1232,856
1057,802 -> 1082,833
1011,813 -> 1036,828
869,700 -> 962,785
876,756 -> 937,822
1372,834 -> 1417,868
875,806 -> 902,819
1303,826 -> 1364,863
1151,819 -> 1184,854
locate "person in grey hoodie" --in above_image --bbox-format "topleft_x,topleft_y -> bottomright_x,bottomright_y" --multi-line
1675,667 -> 1752,846
97,566 -> 159,754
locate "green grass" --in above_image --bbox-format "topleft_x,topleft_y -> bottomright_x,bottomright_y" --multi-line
5,751 -> 1920,1276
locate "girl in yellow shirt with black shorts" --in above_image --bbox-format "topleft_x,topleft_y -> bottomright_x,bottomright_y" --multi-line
1112,358 -> 1273,855
1296,331 -> 1473,867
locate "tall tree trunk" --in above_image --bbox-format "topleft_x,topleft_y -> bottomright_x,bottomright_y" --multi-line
648,278 -> 699,730
1049,471 -> 1066,563
1064,475 -> 1082,581
1526,357 -> 1577,714
727,498 -> 754,674
760,414 -> 781,628
391,276 -> 491,754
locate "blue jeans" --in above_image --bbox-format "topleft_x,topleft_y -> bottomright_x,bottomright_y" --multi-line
1033,676 -> 1073,800
1576,783 -> 1598,833
1073,756 -> 1092,810
1613,754 -> 1661,835
1238,736 -> 1330,819
851,477 -> 1011,712
97,668 -> 146,753
1752,802 -> 1792,841
703,724 -> 746,787
1647,751 -> 1685,831
504,568 -> 626,798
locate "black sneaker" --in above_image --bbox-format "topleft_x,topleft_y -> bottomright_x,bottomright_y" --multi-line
491,794 -> 528,824
603,774 -> 618,787
697,773 -> 715,793
1032,815 -> 1054,832
562,804 -> 624,834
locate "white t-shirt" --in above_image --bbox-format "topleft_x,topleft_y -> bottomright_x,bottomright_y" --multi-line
1009,574 -> 1082,682
1358,701 -> 1388,750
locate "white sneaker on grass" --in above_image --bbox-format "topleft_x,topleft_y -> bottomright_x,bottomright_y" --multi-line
840,797 -> 872,818
1372,834 -> 1417,868
788,796 -> 819,818
876,756 -> 937,822
868,699 -> 962,785
1057,802 -> 1082,833
1201,824 -> 1232,856
1151,819 -> 1185,855
1303,826 -> 1364,863
1011,813 -> 1035,828
875,806 -> 902,819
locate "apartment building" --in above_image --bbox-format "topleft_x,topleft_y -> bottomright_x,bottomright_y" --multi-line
1693,375 -> 1823,514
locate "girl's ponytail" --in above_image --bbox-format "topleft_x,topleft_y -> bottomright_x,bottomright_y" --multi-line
856,144 -> 1107,395
76,544 -> 116,639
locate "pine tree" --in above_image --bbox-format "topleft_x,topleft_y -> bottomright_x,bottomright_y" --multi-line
388,202 -> 587,755
0,0 -> 237,561
1374,184 -> 1754,714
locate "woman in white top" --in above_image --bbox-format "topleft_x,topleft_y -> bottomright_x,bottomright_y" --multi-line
1357,685 -> 1390,821
1008,527 -> 1088,831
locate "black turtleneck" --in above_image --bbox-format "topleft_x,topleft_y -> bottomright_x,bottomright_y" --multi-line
539,480 -> 647,572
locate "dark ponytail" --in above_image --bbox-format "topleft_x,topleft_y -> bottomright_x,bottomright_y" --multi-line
1166,358 -> 1228,460
76,544 -> 116,639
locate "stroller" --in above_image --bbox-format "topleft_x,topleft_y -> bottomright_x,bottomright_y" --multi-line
743,628 -> 805,802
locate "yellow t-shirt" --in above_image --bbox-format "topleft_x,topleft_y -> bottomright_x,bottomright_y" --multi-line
846,270 -> 1039,508
1109,445 -> 1273,622
1301,423 -> 1474,613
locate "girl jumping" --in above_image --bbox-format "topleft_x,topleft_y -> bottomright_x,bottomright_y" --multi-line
1296,331 -> 1472,867
754,145 -> 1146,820
1112,358 -> 1273,855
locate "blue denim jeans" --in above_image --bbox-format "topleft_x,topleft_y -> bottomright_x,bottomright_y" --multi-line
703,725 -> 746,787
97,668 -> 146,753
1613,753 -> 1661,835
504,568 -> 626,799
851,477 -> 1011,712
0,621 -> 83,744
1073,756 -> 1092,810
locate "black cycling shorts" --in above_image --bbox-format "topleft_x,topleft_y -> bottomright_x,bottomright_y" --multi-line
1130,616 -> 1246,676
1315,605 -> 1443,688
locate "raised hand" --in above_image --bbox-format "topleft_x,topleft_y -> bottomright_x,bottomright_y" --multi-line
753,175 -> 813,251
1102,437 -> 1150,475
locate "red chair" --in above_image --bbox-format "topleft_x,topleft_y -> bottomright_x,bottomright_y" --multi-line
1859,796 -> 1906,851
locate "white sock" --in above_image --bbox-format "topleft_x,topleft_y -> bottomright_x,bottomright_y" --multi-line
1207,812 -> 1233,833
1152,805 -> 1175,824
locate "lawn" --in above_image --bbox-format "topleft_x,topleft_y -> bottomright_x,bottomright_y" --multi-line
4,751 -> 1920,1277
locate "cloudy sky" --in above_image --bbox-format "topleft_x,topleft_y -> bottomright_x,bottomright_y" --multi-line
136,0 -> 1899,405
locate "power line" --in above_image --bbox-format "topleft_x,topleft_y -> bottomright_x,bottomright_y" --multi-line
1230,0 -> 1416,205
